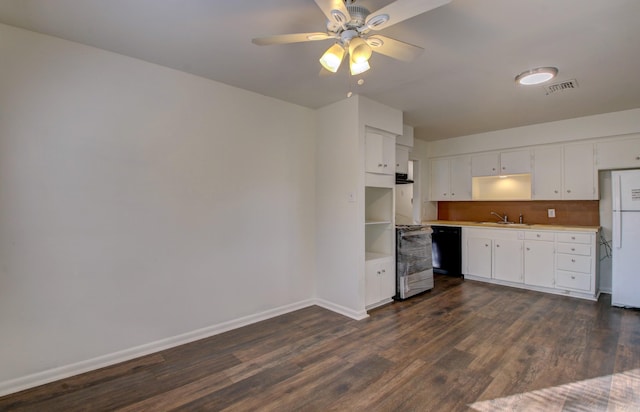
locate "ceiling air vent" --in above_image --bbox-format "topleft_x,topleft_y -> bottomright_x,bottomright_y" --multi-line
544,79 -> 579,95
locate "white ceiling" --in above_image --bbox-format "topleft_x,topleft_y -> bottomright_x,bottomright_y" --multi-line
1,0 -> 639,141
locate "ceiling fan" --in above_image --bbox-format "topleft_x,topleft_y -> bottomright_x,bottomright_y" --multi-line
252,0 -> 451,75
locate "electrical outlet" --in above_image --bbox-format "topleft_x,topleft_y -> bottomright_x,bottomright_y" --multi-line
548,208 -> 556,218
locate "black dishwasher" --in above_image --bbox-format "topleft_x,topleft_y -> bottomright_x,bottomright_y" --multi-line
431,226 -> 462,277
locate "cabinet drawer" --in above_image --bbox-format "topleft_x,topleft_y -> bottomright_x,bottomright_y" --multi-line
556,243 -> 591,256
556,254 -> 591,273
556,232 -> 592,244
556,270 -> 591,292
524,231 -> 555,241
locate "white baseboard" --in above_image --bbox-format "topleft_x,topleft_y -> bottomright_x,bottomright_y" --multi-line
314,298 -> 369,320
0,298 -> 317,397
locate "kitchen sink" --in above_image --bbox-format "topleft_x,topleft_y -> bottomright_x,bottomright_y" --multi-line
474,221 -> 531,227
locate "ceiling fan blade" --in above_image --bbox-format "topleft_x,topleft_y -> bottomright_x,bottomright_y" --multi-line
367,35 -> 424,62
252,32 -> 333,46
365,0 -> 451,31
313,0 -> 352,27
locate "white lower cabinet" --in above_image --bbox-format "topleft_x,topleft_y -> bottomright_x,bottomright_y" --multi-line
463,227 -> 598,300
365,257 -> 395,308
467,237 -> 492,279
493,239 -> 523,283
524,240 -> 555,288
464,228 -> 523,282
555,232 -> 596,293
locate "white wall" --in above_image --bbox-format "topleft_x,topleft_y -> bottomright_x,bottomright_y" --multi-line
411,139 -> 437,221
0,24 -> 316,393
428,108 -> 640,158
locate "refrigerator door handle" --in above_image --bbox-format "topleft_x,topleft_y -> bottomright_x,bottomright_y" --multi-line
613,210 -> 622,249
612,173 -> 621,212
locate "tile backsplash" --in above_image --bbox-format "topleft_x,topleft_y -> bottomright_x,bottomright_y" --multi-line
437,200 -> 599,226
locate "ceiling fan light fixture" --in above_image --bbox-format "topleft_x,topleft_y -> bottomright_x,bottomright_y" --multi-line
319,43 -> 345,73
515,67 -> 558,85
350,59 -> 370,75
349,37 -> 372,64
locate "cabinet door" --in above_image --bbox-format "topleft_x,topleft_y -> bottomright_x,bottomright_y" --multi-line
564,143 -> 596,199
430,158 -> 451,201
365,259 -> 395,307
365,133 -> 394,175
500,150 -> 531,174
379,260 -> 396,301
532,146 -> 562,200
467,237 -> 492,278
382,135 -> 395,175
396,146 -> 409,174
596,137 -> 640,170
365,260 -> 379,307
471,153 -> 499,176
450,156 -> 472,200
524,241 -> 555,288
493,239 -> 523,283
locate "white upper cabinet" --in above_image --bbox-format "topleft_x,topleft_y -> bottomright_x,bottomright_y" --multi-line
532,146 -> 563,200
471,150 -> 531,176
532,143 -> 597,200
500,150 -> 532,174
365,132 -> 395,176
564,143 -> 596,200
450,156 -> 472,200
596,136 -> 640,170
396,146 -> 409,175
471,153 -> 499,176
430,156 -> 471,201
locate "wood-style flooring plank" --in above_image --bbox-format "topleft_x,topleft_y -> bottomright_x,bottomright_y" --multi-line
2,275 -> 640,411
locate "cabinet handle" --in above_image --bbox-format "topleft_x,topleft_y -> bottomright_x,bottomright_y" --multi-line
526,247 -> 530,251
383,164 -> 388,168
377,271 -> 381,274
443,193 -> 447,196
496,244 -> 500,248
571,259 -> 576,263
492,168 -> 496,171
451,193 -> 455,196
378,163 -> 383,167
536,234 -> 541,238
571,248 -> 575,251
502,166 -> 506,170
554,190 -> 559,194
485,244 -> 489,247
381,269 -> 385,273
636,156 -> 640,160
567,189 -> 572,193
571,275 -> 576,280
396,163 -> 400,167
571,236 -> 576,240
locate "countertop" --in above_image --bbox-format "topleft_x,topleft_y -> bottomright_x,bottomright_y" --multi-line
423,220 -> 600,232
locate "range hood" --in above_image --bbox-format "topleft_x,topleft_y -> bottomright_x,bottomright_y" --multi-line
396,173 -> 414,184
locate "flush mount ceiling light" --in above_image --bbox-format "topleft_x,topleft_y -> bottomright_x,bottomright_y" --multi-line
515,67 -> 559,85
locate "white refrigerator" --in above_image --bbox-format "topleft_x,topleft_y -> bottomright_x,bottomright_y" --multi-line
612,169 -> 640,308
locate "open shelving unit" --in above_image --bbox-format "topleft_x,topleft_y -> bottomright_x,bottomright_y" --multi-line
365,186 -> 394,261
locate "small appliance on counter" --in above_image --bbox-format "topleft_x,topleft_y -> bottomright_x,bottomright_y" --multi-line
395,225 -> 434,300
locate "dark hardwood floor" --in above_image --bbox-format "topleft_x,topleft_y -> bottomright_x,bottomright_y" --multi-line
2,275 -> 640,411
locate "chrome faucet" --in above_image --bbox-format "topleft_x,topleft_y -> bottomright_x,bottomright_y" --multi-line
490,211 -> 508,223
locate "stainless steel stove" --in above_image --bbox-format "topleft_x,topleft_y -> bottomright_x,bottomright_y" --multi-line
395,225 -> 434,300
